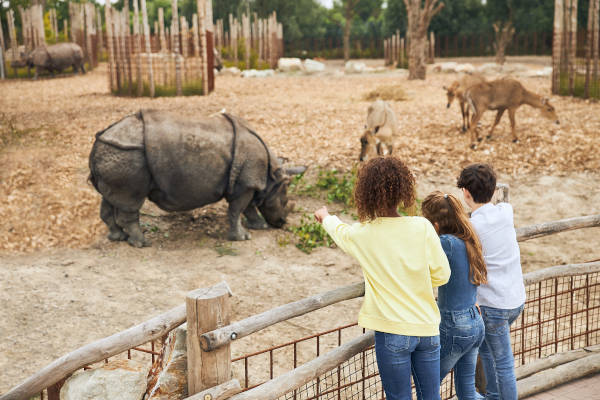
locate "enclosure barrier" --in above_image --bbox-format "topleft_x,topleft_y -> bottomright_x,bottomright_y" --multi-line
1,209 -> 599,400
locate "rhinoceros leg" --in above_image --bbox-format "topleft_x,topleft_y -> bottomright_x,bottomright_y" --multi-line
115,208 -> 150,248
243,205 -> 269,230
227,190 -> 255,241
100,199 -> 128,242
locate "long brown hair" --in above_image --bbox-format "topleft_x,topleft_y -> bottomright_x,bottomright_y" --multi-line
422,191 -> 487,285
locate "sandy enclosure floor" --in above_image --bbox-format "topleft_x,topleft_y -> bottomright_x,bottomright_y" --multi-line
0,59 -> 599,393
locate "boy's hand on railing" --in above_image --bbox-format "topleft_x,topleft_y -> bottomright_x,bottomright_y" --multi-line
314,206 -> 330,223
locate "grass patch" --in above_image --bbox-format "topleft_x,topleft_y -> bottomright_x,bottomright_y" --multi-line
2,61 -> 92,79
559,72 -> 600,100
214,242 -> 239,257
111,79 -> 204,97
363,85 -> 406,102
0,112 -> 34,149
290,214 -> 334,254
316,168 -> 356,207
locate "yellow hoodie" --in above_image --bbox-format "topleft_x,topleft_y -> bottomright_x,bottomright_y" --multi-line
322,215 -> 450,336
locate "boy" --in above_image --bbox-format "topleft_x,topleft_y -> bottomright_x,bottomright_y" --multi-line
457,164 -> 525,400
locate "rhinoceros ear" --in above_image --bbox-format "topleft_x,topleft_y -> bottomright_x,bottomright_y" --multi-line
284,166 -> 307,176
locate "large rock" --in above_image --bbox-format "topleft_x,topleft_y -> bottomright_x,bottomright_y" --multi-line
303,59 -> 325,74
241,69 -> 275,78
60,359 -> 150,400
219,66 -> 241,77
477,63 -> 503,74
277,57 -> 304,72
146,324 -> 189,400
345,61 -> 367,74
455,63 -> 475,74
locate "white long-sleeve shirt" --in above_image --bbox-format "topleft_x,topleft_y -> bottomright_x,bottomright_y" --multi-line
471,203 -> 526,309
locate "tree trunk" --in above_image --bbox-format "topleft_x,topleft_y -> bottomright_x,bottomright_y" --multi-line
343,7 -> 352,62
494,21 -> 515,65
404,0 -> 444,80
552,0 -> 565,93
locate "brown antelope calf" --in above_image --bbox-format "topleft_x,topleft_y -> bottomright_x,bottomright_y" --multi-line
444,73 -> 486,132
359,100 -> 397,161
464,78 -> 560,149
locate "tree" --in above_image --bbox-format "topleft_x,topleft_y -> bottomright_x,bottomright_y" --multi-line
403,0 -> 444,80
334,0 -> 381,61
486,0 -> 515,65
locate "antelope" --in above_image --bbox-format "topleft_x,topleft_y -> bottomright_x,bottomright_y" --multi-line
359,100 -> 397,161
444,73 -> 486,132
464,78 -> 560,149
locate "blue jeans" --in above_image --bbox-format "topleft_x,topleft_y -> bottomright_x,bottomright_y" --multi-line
375,331 -> 441,400
439,305 -> 485,400
479,304 -> 524,400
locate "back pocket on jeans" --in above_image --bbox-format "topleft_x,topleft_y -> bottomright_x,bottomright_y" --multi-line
452,335 -> 476,353
384,334 -> 410,352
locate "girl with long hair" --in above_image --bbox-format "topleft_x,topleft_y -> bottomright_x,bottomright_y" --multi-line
314,157 -> 451,400
421,191 -> 487,399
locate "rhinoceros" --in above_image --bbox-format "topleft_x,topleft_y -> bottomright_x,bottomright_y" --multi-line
88,110 -> 295,247
14,43 -> 85,79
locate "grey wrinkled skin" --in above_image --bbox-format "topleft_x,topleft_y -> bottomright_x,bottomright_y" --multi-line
15,43 -> 85,79
88,110 -> 293,247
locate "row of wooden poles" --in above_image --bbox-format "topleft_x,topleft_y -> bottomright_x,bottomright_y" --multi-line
104,0 -> 214,97
0,3 -> 101,79
384,31 -> 435,67
214,12 -> 283,69
552,0 -> 600,98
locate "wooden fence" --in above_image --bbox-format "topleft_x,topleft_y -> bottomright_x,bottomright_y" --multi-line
1,188 -> 599,400
552,0 -> 600,99
214,11 -> 283,70
105,0 -> 214,97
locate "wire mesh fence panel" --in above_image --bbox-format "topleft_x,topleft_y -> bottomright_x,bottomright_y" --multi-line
232,271 -> 600,400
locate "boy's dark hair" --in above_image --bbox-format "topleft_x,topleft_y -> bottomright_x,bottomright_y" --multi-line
354,156 -> 415,222
457,164 -> 497,204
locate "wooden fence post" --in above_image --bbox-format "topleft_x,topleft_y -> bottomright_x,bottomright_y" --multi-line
172,0 -> 182,96
198,0 -> 208,95
105,1 -> 115,92
140,0 -> 155,97
568,0 -> 578,95
552,0 -> 564,94
133,0 -> 143,96
0,14 -> 5,80
186,282 -> 232,396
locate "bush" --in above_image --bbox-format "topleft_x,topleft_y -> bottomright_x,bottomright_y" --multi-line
290,214 -> 334,254
316,168 -> 356,207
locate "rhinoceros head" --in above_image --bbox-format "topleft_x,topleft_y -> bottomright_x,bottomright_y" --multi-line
258,168 -> 294,228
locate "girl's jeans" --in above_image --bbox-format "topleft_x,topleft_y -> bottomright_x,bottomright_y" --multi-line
439,305 -> 486,400
374,331 -> 441,400
479,304 -> 524,400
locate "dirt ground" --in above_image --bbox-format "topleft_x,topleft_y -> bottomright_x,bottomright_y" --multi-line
1,58 -> 599,394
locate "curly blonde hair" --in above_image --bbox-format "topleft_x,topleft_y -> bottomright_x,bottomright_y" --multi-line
354,156 -> 416,222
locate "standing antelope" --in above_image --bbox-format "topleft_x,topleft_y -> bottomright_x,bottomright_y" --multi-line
464,78 -> 560,149
359,100 -> 398,162
444,73 -> 486,132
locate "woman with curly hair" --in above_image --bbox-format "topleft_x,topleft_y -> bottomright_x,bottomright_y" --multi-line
314,156 -> 451,400
421,191 -> 487,400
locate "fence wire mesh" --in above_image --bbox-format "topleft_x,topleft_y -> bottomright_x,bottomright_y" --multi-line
232,271 -> 600,400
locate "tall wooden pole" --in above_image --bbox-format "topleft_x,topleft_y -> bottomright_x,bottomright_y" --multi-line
133,0 -> 143,97
140,0 -> 155,97
552,0 -> 564,94
0,14 -> 4,79
105,1 -> 115,92
186,283 -> 231,395
568,0 -> 578,95
172,0 -> 182,96
592,0 -> 599,92
198,0 -> 208,95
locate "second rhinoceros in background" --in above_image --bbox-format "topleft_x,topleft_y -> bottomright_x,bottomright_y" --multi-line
13,42 -> 85,79
89,110 -> 296,247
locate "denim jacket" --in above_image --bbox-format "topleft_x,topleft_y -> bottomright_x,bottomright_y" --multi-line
437,234 -> 478,313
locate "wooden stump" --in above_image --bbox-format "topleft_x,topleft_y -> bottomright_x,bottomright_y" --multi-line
186,282 -> 232,396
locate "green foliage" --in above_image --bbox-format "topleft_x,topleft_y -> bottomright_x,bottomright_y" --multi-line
559,72 -> 600,100
111,78 -> 204,97
316,168 -> 356,207
290,214 -> 334,254
214,242 -> 239,257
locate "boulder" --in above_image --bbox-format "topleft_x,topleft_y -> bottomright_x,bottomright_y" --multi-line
303,59 -> 325,74
455,63 -> 475,74
241,69 -> 275,78
477,63 -> 503,75
219,66 -> 241,77
345,61 -> 367,74
277,57 -> 304,72
60,359 -> 150,400
440,62 -> 458,73
146,324 -> 188,400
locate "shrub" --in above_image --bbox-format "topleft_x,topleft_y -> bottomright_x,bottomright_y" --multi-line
290,215 -> 334,254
